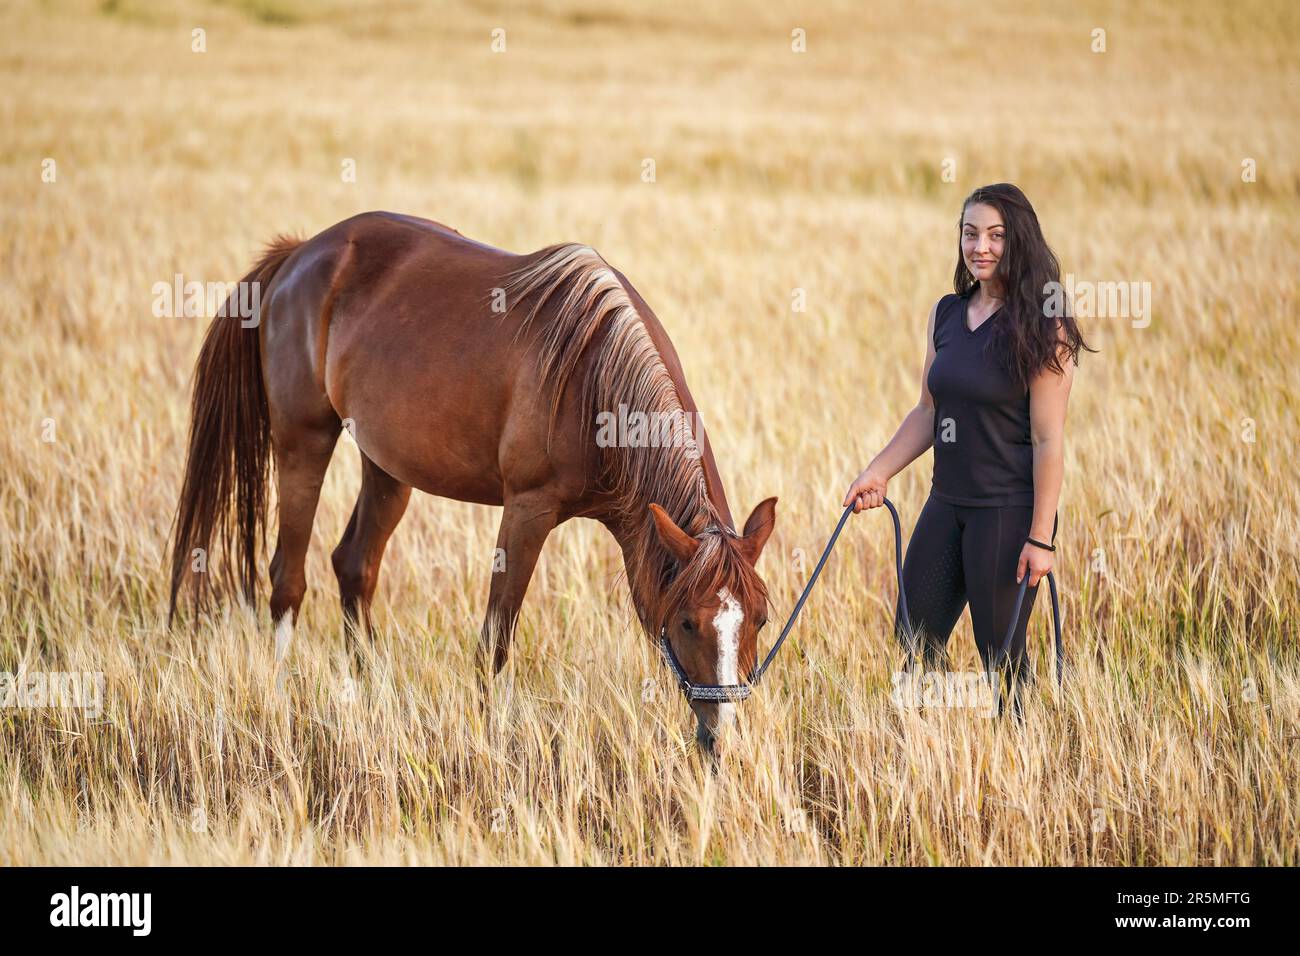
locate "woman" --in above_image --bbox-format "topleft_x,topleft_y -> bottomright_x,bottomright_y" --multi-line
843,183 -> 1091,714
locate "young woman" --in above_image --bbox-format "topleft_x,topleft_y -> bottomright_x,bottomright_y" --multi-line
843,183 -> 1091,713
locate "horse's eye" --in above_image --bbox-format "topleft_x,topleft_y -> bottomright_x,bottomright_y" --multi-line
681,619 -> 694,633
758,618 -> 769,631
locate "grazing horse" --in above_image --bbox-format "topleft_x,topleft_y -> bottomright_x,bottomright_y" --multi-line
168,211 -> 777,749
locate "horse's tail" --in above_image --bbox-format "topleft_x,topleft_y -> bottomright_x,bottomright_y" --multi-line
167,236 -> 302,624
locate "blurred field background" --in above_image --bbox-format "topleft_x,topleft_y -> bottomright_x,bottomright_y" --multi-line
1,0 -> 1298,864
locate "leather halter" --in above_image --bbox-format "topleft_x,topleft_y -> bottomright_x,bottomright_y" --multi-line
657,628 -> 756,702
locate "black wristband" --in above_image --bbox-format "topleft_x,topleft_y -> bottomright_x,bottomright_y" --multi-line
1026,536 -> 1055,552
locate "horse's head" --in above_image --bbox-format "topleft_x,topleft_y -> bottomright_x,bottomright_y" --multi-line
648,497 -> 777,753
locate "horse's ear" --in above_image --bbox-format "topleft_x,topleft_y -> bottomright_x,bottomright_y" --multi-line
737,497 -> 778,565
649,503 -> 699,565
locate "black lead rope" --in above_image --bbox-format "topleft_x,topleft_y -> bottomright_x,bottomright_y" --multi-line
659,498 -> 1063,702
995,558 -> 1064,685
752,501 -> 896,682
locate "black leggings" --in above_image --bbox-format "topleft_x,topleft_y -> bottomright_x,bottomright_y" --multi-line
893,494 -> 1058,710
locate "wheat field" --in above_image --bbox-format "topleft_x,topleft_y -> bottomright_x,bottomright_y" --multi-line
1,0 -> 1298,866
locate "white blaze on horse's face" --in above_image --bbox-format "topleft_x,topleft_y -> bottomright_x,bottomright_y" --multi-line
711,587 -> 744,735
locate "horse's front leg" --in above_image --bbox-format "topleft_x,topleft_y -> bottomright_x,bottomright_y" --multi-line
477,493 -> 560,689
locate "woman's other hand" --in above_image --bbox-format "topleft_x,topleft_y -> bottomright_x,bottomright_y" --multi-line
1016,541 -> 1054,586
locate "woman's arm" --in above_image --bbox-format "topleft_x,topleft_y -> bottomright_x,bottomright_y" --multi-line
1017,328 -> 1076,584
843,300 -> 940,512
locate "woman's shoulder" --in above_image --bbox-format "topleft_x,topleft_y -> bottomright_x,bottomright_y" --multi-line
931,292 -> 961,339
935,291 -> 966,314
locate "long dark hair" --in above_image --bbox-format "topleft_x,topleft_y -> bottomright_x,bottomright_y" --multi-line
953,183 -> 1094,389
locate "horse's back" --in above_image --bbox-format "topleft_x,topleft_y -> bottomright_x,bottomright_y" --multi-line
261,212 -> 574,505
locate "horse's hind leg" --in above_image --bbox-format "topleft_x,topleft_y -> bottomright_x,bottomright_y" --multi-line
331,454 -> 411,666
268,424 -> 339,690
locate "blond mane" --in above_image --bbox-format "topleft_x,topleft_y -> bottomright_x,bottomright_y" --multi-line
499,243 -> 767,634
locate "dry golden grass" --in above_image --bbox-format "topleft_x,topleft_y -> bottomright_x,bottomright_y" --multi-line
1,0 -> 1298,864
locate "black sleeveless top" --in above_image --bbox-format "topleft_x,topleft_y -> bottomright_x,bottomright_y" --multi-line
926,292 -> 1035,507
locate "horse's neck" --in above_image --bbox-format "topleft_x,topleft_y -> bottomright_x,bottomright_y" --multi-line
681,403 -> 733,532
594,391 -> 733,634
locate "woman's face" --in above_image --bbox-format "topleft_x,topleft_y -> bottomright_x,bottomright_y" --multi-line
961,202 -> 1005,287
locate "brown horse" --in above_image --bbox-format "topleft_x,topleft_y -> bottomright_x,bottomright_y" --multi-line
168,211 -> 777,749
